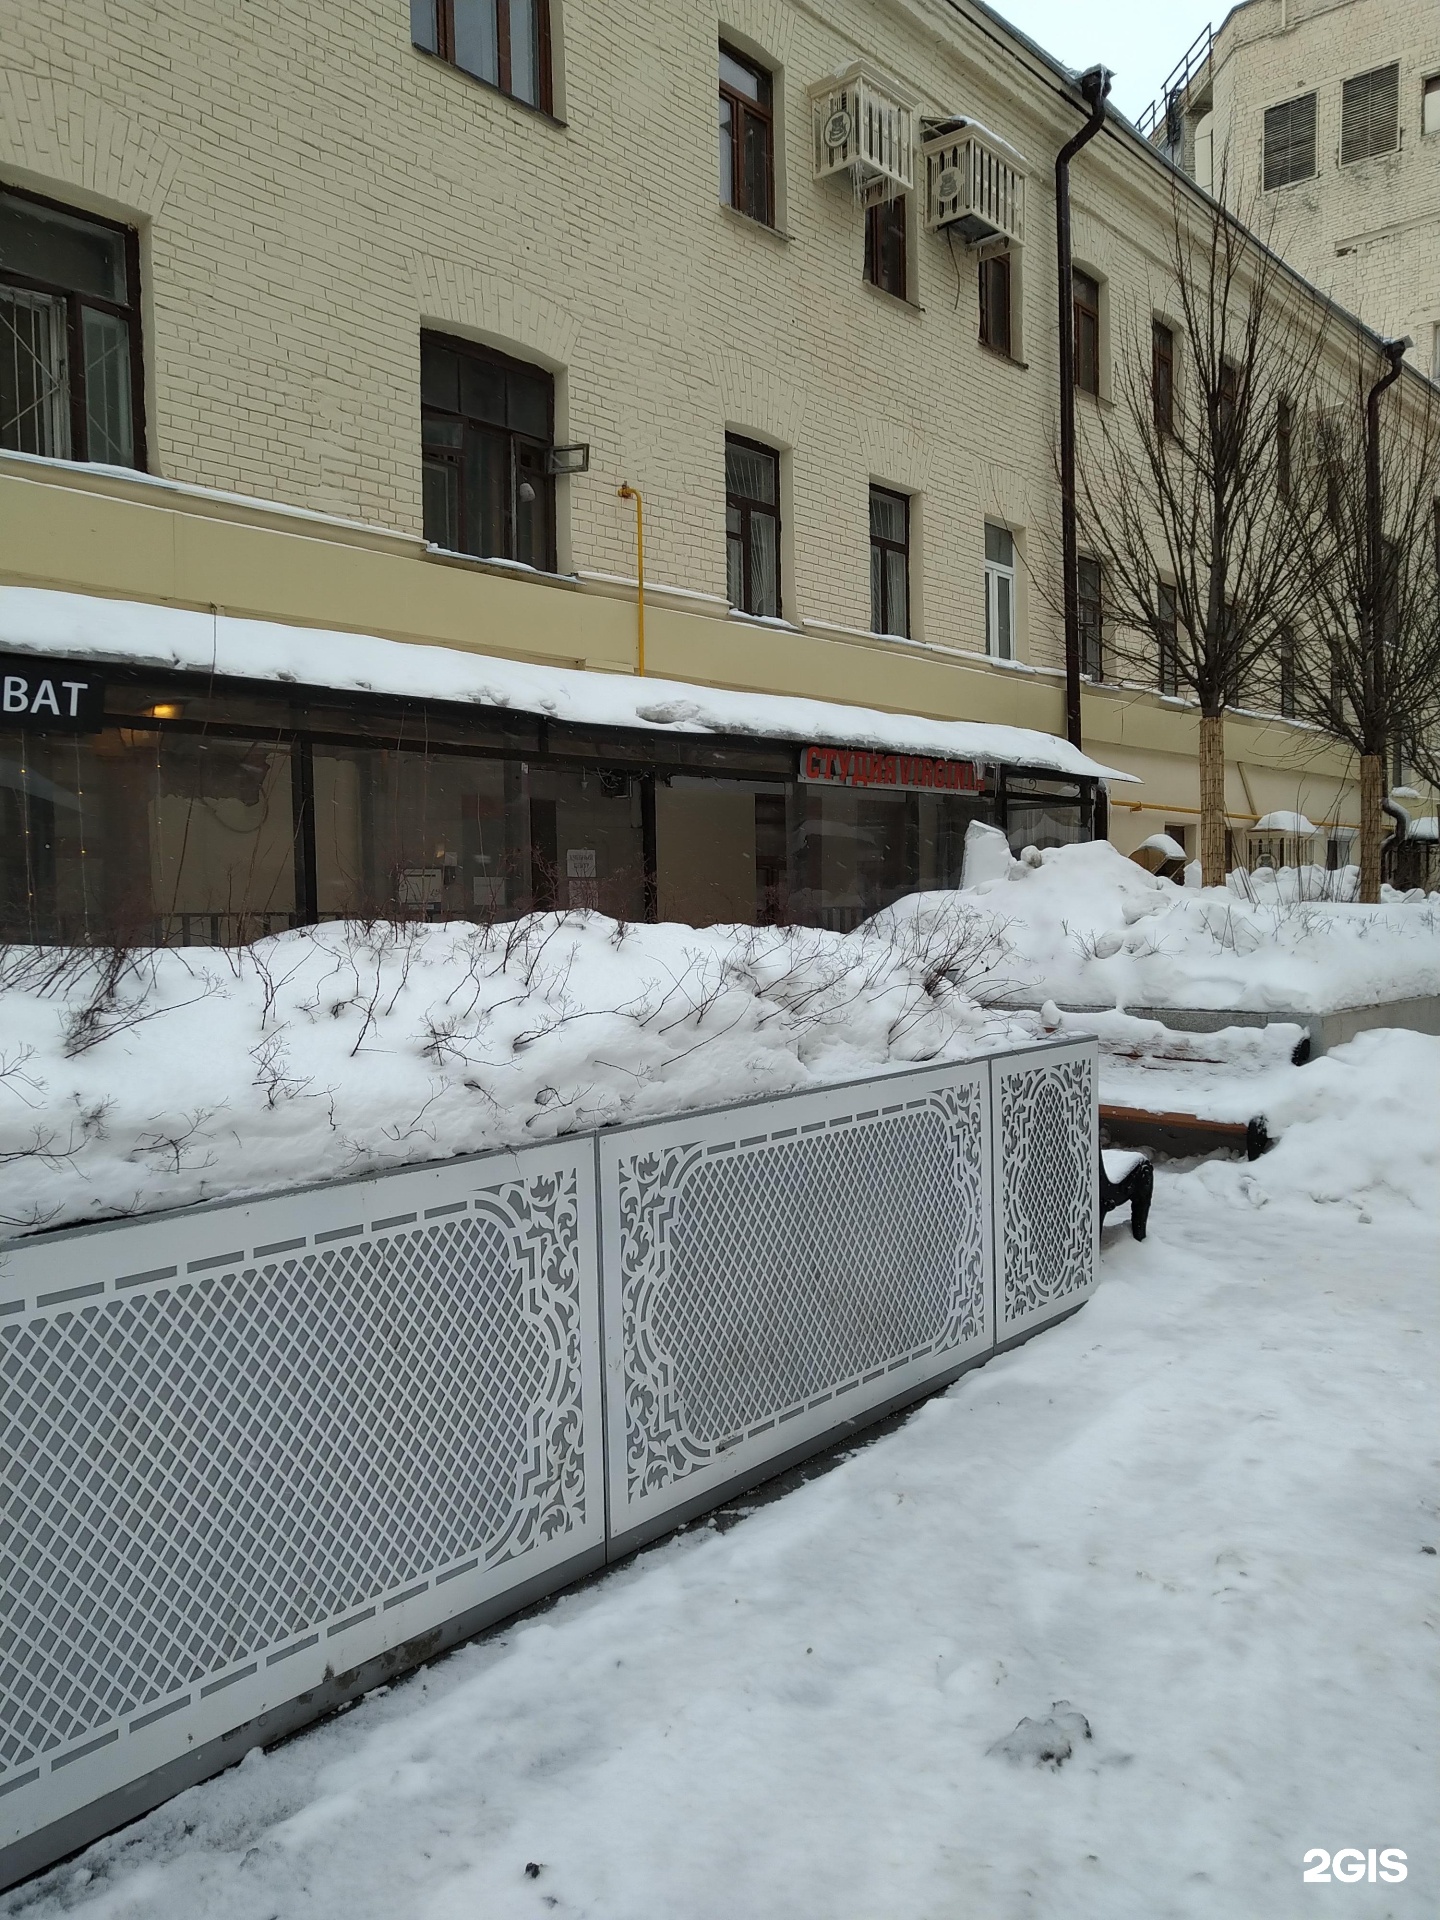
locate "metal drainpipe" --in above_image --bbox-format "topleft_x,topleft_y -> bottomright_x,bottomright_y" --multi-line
1056,64 -> 1112,751
1364,336 -> 1409,783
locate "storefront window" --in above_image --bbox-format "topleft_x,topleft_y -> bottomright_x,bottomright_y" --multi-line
1004,777 -> 1085,854
654,775 -> 793,925
526,765 -> 647,919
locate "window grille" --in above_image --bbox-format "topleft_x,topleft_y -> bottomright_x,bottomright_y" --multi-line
1341,64 -> 1399,164
1262,93 -> 1317,188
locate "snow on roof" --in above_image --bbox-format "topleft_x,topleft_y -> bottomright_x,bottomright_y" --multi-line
1409,816 -> 1438,842
0,585 -> 1134,782
1253,811 -> 1319,836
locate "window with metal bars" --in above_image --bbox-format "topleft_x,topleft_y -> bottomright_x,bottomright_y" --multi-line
1073,270 -> 1100,397
979,252 -> 1012,355
420,331 -> 555,570
725,435 -> 781,617
1341,63 -> 1399,164
0,184 -> 143,469
1262,92 -> 1317,189
864,196 -> 907,299
870,487 -> 910,636
411,0 -> 552,111
719,45 -> 774,225
1077,555 -> 1104,680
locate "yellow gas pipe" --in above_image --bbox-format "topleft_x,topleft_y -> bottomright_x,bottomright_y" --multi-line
617,483 -> 645,676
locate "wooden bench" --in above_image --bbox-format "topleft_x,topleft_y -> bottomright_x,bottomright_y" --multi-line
1100,1103 -> 1271,1163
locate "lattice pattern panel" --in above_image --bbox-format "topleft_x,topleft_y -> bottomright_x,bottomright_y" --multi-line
0,1165 -> 592,1787
994,1043 -> 1097,1335
606,1067 -> 991,1529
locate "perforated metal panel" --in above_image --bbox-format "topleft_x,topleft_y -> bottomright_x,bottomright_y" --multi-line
0,1142 -> 603,1856
991,1039 -> 1098,1338
600,1062 -> 993,1539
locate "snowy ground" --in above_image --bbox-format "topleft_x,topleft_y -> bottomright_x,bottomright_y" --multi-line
6,1030 -> 1436,1920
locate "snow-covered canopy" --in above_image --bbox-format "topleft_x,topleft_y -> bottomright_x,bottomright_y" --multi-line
0,586 -> 1131,783
1138,833 -> 1187,860
1408,816 -> 1438,842
1252,811 -> 1319,836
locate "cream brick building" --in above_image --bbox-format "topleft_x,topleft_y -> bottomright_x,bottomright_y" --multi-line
1159,0 -> 1440,372
0,0 -> 1428,938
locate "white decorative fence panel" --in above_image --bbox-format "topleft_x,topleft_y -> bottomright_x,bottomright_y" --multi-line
990,1039 -> 1098,1339
0,1140 -> 604,1865
599,1061 -> 994,1545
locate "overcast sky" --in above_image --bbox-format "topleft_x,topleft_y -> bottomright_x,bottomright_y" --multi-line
986,1 -> 1221,123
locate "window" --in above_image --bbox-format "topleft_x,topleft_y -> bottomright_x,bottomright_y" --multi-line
420,332 -> 555,570
719,44 -> 774,225
1218,359 -> 1240,436
1278,627 -> 1296,718
1341,63 -> 1399,164
1152,320 -> 1175,436
870,487 -> 910,636
864,196 -> 907,299
1157,580 -> 1180,693
0,185 -> 142,468
411,0 -> 552,111
1073,270 -> 1100,397
979,251 -> 1012,355
725,435 -> 781,617
1077,555 -> 1103,679
1277,395 -> 1294,500
1263,92 -> 1317,188
984,524 -> 1016,660
1425,75 -> 1440,137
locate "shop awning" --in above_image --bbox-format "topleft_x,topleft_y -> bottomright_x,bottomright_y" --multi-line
0,585 -> 1135,783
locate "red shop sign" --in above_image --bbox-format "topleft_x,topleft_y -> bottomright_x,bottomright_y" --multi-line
800,744 -> 982,793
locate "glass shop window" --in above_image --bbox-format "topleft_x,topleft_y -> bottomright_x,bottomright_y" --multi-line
654,775 -> 795,926
0,185 -> 142,468
526,764 -> 647,919
1004,777 -> 1085,855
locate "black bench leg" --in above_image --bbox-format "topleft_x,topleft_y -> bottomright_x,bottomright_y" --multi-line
1129,1160 -> 1154,1241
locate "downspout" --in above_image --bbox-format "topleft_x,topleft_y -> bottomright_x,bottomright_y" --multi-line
1363,339 -> 1408,763
1056,64 -> 1112,751
617,483 -> 646,676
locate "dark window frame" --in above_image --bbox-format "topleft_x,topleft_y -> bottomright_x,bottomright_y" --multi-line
0,179 -> 146,471
1278,626 -> 1297,718
1077,553 -> 1104,680
1341,63 -> 1400,165
1152,319 -> 1175,436
725,432 -> 782,618
864,194 -> 908,300
869,485 -> 910,637
979,249 -> 1012,356
719,43 -> 775,227
1073,269 -> 1101,398
1263,91 -> 1318,189
420,330 -> 557,572
411,0 -> 554,115
1277,395 -> 1294,500
1157,579 -> 1180,694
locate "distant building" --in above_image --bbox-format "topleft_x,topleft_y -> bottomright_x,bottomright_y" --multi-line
1142,0 -> 1440,371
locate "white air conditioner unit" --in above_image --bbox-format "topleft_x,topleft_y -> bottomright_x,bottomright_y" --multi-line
810,63 -> 916,196
923,120 -> 1026,244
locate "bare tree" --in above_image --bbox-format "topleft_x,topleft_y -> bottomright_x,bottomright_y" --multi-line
1286,354 -> 1440,900
1070,169 -> 1328,883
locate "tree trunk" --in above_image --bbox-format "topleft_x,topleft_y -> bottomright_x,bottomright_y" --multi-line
1199,711 -> 1228,886
1358,753 -> 1384,904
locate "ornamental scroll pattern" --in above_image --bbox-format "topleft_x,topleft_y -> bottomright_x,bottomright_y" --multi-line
617,1082 -> 987,1503
997,1053 -> 1095,1328
0,1167 -> 589,1778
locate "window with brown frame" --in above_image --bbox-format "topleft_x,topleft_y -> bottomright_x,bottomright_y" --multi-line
420,331 -> 555,570
1152,320 -> 1175,436
719,44 -> 774,225
411,0 -> 552,113
0,183 -> 144,469
979,251 -> 1012,354
1077,554 -> 1104,679
864,195 -> 907,299
1157,579 -> 1180,694
870,487 -> 910,636
726,435 -> 781,617
1073,270 -> 1101,397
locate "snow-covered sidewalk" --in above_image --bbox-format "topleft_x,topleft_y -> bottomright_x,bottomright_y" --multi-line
5,1034 -> 1436,1920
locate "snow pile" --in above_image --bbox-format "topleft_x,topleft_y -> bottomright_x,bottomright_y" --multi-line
1226,863 -> 1423,905
878,833 -> 1440,1012
0,909 -> 1030,1237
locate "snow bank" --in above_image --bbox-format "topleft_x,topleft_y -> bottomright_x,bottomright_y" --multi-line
876,838 -> 1440,1013
0,585 -> 1126,782
0,910 -> 1033,1237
